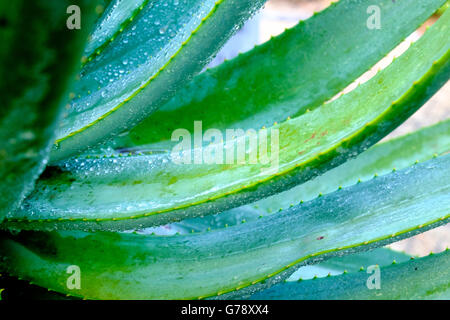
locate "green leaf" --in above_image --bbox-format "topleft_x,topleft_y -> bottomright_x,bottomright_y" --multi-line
5,9 -> 449,231
171,119 -> 450,233
0,248 -> 410,300
288,248 -> 412,281
249,250 -> 450,300
83,0 -> 149,60
437,1 -> 450,16
0,0 -> 100,221
111,0 -> 448,151
1,155 -> 449,299
50,0 -> 267,162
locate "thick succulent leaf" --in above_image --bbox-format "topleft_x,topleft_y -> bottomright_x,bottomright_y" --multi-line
171,119 -> 450,233
111,0 -> 448,151
288,248 -> 412,281
0,155 -> 449,299
5,10 -> 450,231
250,250 -> 450,300
0,0 -> 100,221
50,0 -> 267,162
83,0 -> 148,60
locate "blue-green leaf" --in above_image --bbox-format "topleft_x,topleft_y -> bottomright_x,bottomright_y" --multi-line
1,155 -> 448,299
288,248 -> 412,281
5,9 -> 449,231
171,119 -> 450,234
83,0 -> 148,60
249,250 -> 450,300
50,0 -> 267,161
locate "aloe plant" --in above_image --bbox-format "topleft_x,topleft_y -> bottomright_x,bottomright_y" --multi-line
0,0 -> 449,300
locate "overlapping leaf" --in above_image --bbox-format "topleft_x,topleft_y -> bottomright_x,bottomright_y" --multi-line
1,0 -> 449,303
168,119 -> 450,233
0,0 -> 100,221
0,155 -> 449,299
5,7 -> 449,231
287,248 -> 412,281
50,0 -> 267,161
83,0 -> 148,60
111,0 -> 448,151
249,250 -> 450,300
0,247 -> 412,300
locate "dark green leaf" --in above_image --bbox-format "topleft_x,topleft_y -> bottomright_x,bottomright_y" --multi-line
0,0 -> 100,221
